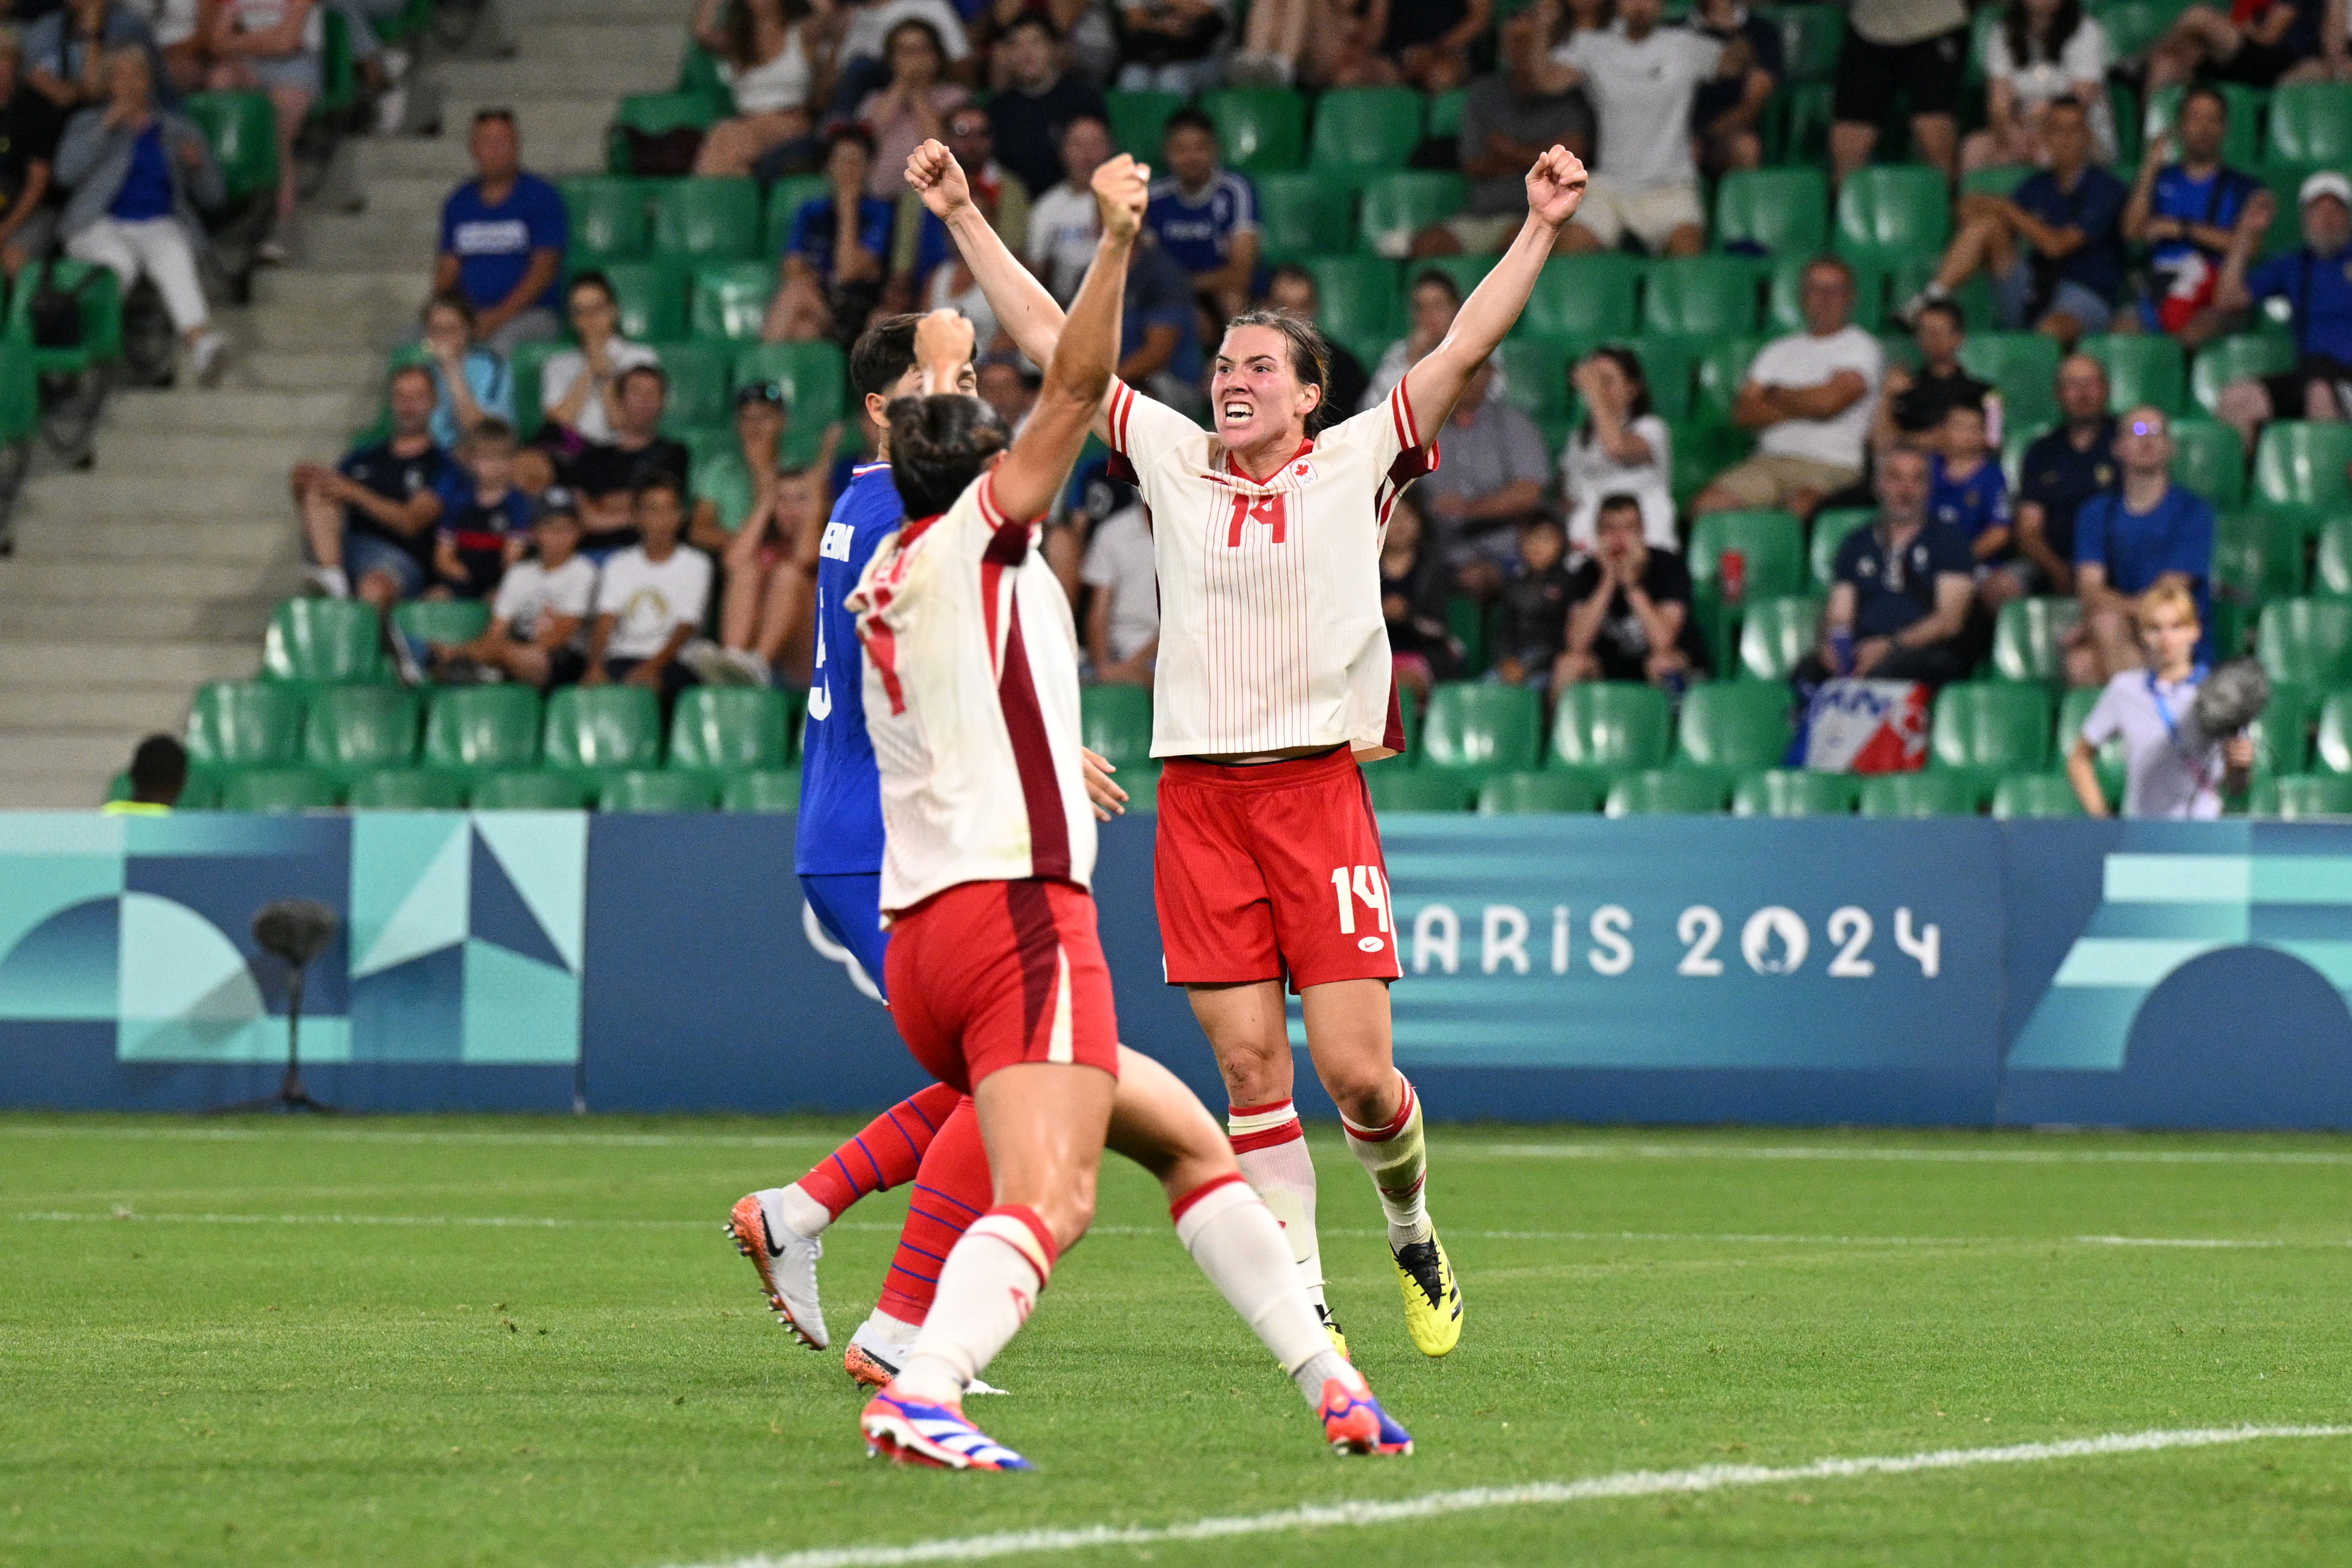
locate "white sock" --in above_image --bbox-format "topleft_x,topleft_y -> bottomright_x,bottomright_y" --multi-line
311,565 -> 350,599
1228,1098 -> 1327,1310
891,1209 -> 1054,1405
763,1182 -> 832,1239
1174,1175 -> 1335,1401
1291,1347 -> 1362,1406
856,1308 -> 920,1353
1340,1076 -> 1431,1251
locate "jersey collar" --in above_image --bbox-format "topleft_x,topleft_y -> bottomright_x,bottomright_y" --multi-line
1224,436 -> 1315,487
899,511 -> 945,547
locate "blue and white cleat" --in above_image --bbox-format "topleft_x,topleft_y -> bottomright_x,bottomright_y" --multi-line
1318,1378 -> 1413,1456
860,1383 -> 1032,1470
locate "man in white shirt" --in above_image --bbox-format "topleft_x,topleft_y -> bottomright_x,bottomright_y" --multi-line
584,472 -> 714,705
1693,254 -> 1884,518
1080,500 -> 1158,684
1022,115 -> 1112,304
432,492 -> 598,688
1538,0 -> 1727,257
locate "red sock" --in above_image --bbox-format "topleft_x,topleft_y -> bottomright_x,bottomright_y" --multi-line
796,1082 -> 962,1219
877,1095 -> 991,1325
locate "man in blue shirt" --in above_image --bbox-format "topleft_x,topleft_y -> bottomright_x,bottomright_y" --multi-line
772,126 -> 896,352
1145,109 -> 1260,321
1797,445 -> 1977,688
2015,352 -> 2116,593
2213,171 -> 2352,446
434,109 -> 567,352
2069,405 -> 2216,685
2122,84 -> 2261,344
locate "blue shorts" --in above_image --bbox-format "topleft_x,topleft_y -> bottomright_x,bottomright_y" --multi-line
804,870 -> 888,1001
1995,258 -> 2114,336
342,529 -> 425,597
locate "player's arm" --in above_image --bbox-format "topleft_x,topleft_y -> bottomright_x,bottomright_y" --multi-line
1402,146 -> 1588,433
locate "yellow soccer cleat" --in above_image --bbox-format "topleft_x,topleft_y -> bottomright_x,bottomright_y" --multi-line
1390,1229 -> 1461,1357
1317,1303 -> 1350,1361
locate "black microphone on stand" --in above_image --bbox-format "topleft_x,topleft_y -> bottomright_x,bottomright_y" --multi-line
242,898 -> 340,1114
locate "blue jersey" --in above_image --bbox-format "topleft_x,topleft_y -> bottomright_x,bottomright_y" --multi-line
795,461 -> 902,877
1929,454 -> 2012,553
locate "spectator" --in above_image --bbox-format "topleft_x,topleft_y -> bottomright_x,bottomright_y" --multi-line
1022,112 -> 1109,304
1964,0 -> 2115,174
292,363 -> 449,609
1362,267 -> 1459,412
1382,493 -> 1455,702
1872,299 -> 1993,456
1690,0 -> 1780,175
56,50 -> 226,384
1694,255 -> 1881,519
1831,0 -> 1966,182
1415,359 -> 1552,594
1116,0 -> 1235,94
1262,264 -> 1368,415
1560,346 -> 1675,551
416,292 -> 512,451
831,0 -> 971,120
566,363 -> 692,548
2014,352 -> 2116,593
1927,398 -> 2022,609
1373,0 -> 1492,93
2148,0 -> 2326,90
690,376 -> 792,555
538,272 -> 659,449
1412,5 -> 1592,256
898,104 -> 1028,348
2068,405 -> 2216,684
202,0 -> 318,241
985,15 -> 1106,205
1080,492 -> 1158,684
25,1 -> 158,115
105,733 -> 186,814
428,419 -> 531,602
855,20 -> 965,203
2067,581 -> 2253,817
765,125 -> 892,347
1900,99 -> 2125,346
1540,0 -> 1723,258
691,0 -> 818,178
1557,492 -> 1708,687
986,0 -> 1118,87
145,0 -> 208,96
2213,173 -> 2352,448
432,495 -> 597,688
976,350 -> 1039,432
1489,515 -> 1575,687
1144,108 -> 1258,321
2121,86 -> 2263,346
1119,235 -> 1204,413
0,34 -> 63,279
701,463 -> 829,686
434,110 -> 565,353
1797,446 -> 1976,686
583,472 -> 713,707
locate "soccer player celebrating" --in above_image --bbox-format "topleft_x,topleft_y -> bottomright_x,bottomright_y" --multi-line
909,136 -> 1589,1361
851,159 -> 1410,1470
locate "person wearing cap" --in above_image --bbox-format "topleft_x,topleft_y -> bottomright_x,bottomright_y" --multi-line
2213,170 -> 2352,449
430,492 -> 596,688
687,378 -> 795,555
2066,404 -> 2216,686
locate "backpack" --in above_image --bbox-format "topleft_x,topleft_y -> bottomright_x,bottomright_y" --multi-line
28,259 -> 100,349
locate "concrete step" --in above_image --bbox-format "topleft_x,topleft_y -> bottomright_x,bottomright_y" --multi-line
0,730 -> 155,779
251,268 -> 427,314
101,386 -> 371,434
350,134 -> 475,183
1,558 -> 296,601
8,514 -> 296,563
435,97 -> 612,174
20,467 -> 290,518
0,685 -> 192,732
505,0 -> 683,23
0,596 -> 280,640
438,47 -> 674,105
65,432 -> 318,475
236,298 -> 423,353
0,776 -> 117,809
224,347 -> 391,392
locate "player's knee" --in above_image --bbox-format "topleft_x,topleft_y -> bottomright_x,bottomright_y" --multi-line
1322,1065 -> 1401,1129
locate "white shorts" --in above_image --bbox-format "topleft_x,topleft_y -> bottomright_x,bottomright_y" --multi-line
1569,175 -> 1704,254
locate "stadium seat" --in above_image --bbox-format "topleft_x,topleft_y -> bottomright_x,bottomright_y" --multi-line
2055,685 -> 2126,801
1694,334 -> 1768,422
1106,88 -> 1183,160
1958,333 -> 2061,430
1254,174 -> 1352,267
1990,772 -> 2087,819
1768,255 -> 1885,334
601,768 -> 717,812
1422,682 -> 1543,778
1641,255 -> 1761,342
2079,333 -> 2185,415
599,259 -> 691,344
392,600 -> 490,650
2314,691 -> 2352,773
1308,86 -> 1424,187
2249,772 -> 2352,818
1739,594 -> 1823,681
1688,509 -> 1805,664
1775,79 -> 1838,163
762,175 -> 829,254
1548,681 -> 1672,782
2214,507 -> 2306,615
220,766 -> 339,813
471,770 -> 592,809
1359,172 -> 1469,258
263,599 -> 384,686
187,680 -> 306,767
2317,517 -> 2352,596
689,261 -> 778,342
720,767 -> 802,812
654,340 -> 733,429
667,686 -> 790,778
346,768 -> 466,809
6,255 -> 120,378
1991,596 -> 2081,683
2258,599 -> 2352,686
2142,83 -> 2264,170
652,177 -> 762,260
2253,421 -> 2352,519
2250,678 -> 2316,774
1930,681 -> 2053,785
1517,254 -> 1643,341
1079,684 -> 1154,767
1606,768 -> 1729,815
732,341 -> 848,463
1302,254 -> 1405,345
1495,338 -> 1570,420
1415,253 -> 1497,306
1809,507 -> 1877,589
1732,768 -> 1860,816
506,340 -> 563,439
1673,681 -> 1794,773
2191,333 -> 2298,415
1712,167 -> 1828,258
1477,771 -> 1603,814
424,686 -> 542,778
1199,87 -> 1306,175
1835,166 -> 1951,263
182,91 -> 279,202
543,686 -> 662,775
1858,771 -> 1981,817
2264,82 -> 2352,166
606,91 -> 727,173
1959,164 -> 2034,200
2170,416 -> 2246,509
303,686 -> 420,785
1366,768 -> 1475,812
1768,3 -> 1845,79
2091,0 -> 2192,59
560,175 -> 650,263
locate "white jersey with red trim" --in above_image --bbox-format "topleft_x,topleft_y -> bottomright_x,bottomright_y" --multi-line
850,471 -> 1095,916
1106,379 -> 1436,759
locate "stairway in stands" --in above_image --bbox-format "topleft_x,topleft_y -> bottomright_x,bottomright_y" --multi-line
0,0 -> 680,807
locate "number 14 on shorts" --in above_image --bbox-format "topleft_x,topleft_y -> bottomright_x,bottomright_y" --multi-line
1330,865 -> 1395,952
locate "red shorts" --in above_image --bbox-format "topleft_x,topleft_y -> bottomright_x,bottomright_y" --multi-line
1154,747 -> 1403,990
884,879 -> 1122,1092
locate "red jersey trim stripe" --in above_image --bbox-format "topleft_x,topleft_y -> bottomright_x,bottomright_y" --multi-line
994,592 -> 1073,882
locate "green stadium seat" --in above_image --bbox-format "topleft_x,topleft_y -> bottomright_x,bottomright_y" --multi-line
1642,255 -> 1761,341
7,257 -> 120,375
1518,254 -> 1642,341
2056,685 -> 2125,800
1671,420 -> 1753,511
424,686 -> 542,778
1859,770 -> 1981,817
1738,594 -> 1823,681
2260,599 -> 2352,686
2091,0 -> 2192,59
1990,771 -> 2087,819
652,177 -> 762,260
561,175 -> 650,262
263,599 -> 384,686
654,340 -> 733,430
1768,3 -> 1845,79
1308,86 -> 1425,187
392,600 -> 490,650
1774,79 -> 1837,163
303,686 -> 420,785
505,340 -> 562,439
1674,681 -> 1794,773
1930,681 -> 2053,785
600,259 -> 691,344
1688,509 -> 1805,665
182,91 -> 279,202
1959,163 -> 2035,200
1731,768 -> 1858,817
220,766 -> 339,813
1549,681 -> 1673,782
1200,88 -> 1306,174
543,686 -> 662,775
1768,255 -> 1886,334
1992,596 -> 2081,683
1366,769 -> 1475,812
2080,333 -> 2185,415
606,91 -> 727,173
2191,333 -> 2298,415
1713,168 -> 1829,258
1302,254 -> 1404,344
689,260 -> 778,342
1607,768 -> 1729,815
1359,172 -> 1469,257
1426,87 -> 1468,141
691,447 -> 758,533
1106,88 -> 1184,160
1415,254 -> 1497,305
1810,507 -> 1877,589
1835,166 -> 1951,263
2170,415 -> 2246,509
2249,678 -> 2316,774
346,768 -> 465,809
762,175 -> 830,253
1477,771 -> 1603,814
601,768 -> 716,812
472,770 -> 592,809
1631,338 -> 1695,422
721,767 -> 802,811
1694,334 -> 1768,423
677,35 -> 725,98
1422,682 -> 1543,778
2143,83 -> 2264,171
2269,82 -> 2352,165
1079,683 -> 1154,767
1958,333 -> 2061,430
2316,517 -> 2352,596
667,686 -> 790,778
1254,174 -> 1352,267
2314,691 -> 2352,773
732,341 -> 848,463
2214,507 -> 2306,617
187,680 -> 306,767
2253,421 -> 2352,518
1495,338 -> 1571,420
2249,772 -> 2352,818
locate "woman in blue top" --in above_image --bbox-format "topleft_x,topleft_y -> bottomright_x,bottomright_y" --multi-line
416,292 -> 513,451
762,125 -> 893,351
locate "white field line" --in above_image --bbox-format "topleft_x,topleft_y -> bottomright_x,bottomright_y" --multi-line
668,1424 -> 2352,1568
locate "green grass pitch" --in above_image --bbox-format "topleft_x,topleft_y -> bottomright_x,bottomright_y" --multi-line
4,1113 -> 2351,1567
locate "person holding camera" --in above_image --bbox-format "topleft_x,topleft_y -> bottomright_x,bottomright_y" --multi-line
2067,581 -> 2253,819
